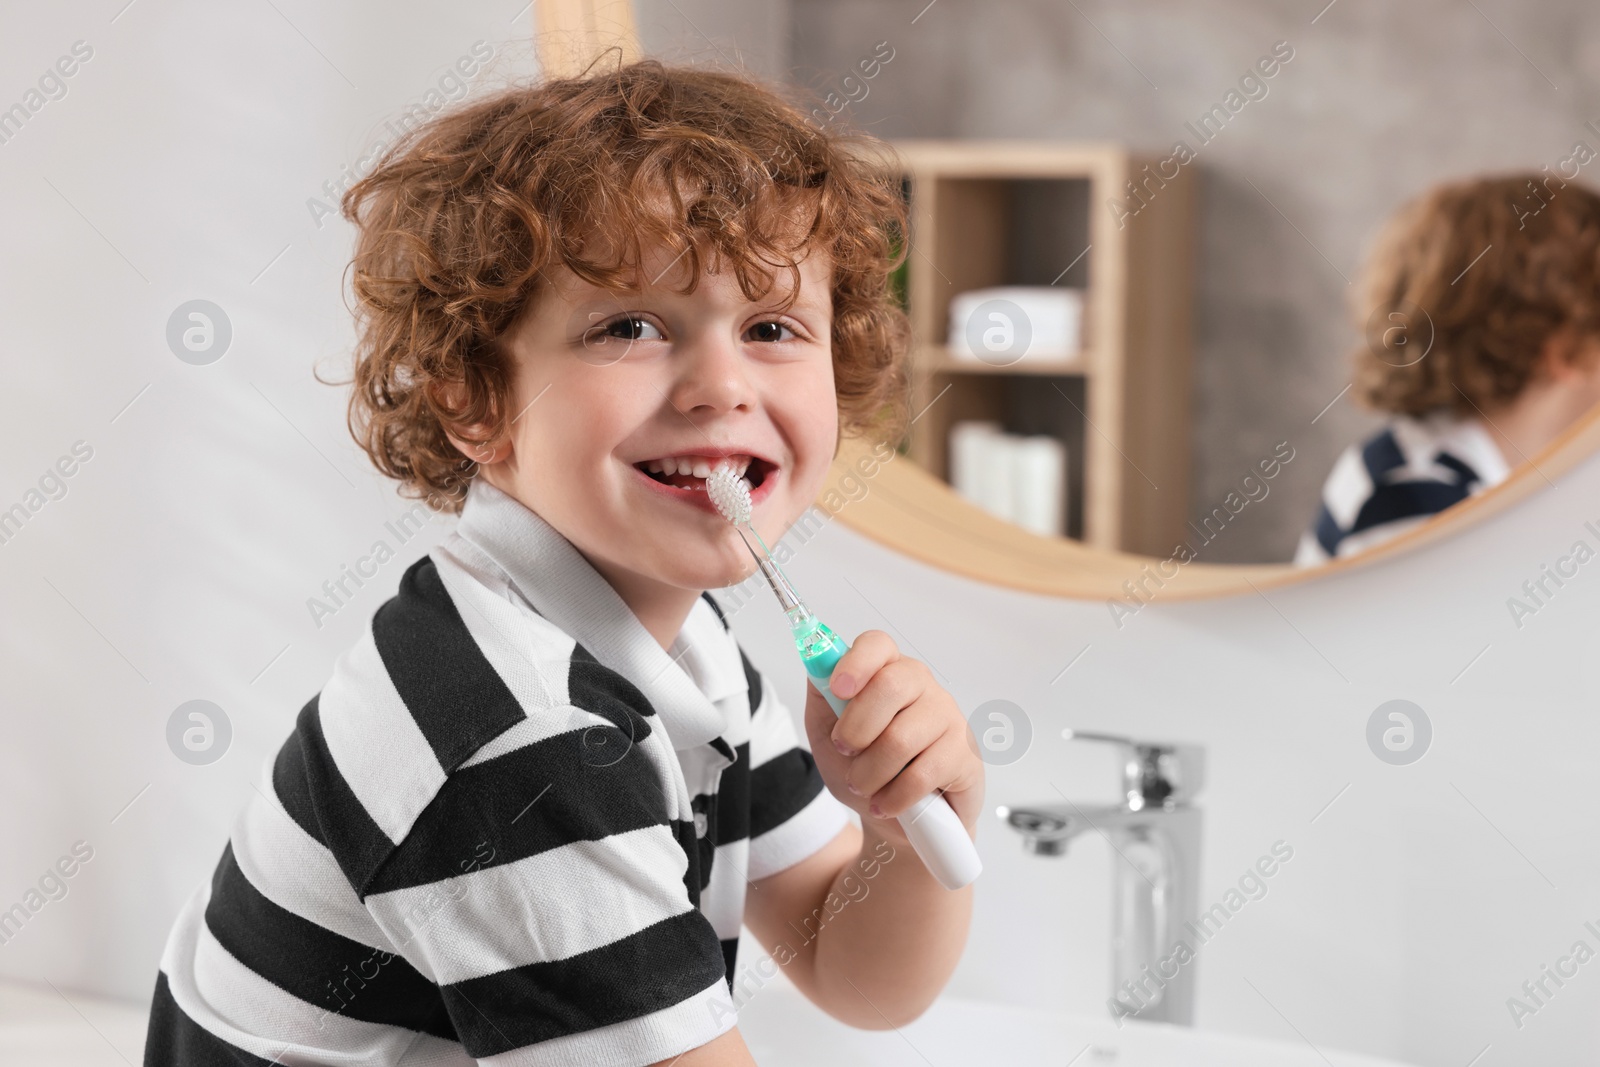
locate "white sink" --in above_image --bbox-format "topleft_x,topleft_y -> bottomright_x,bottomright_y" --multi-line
0,976 -> 1420,1067
738,981 -> 1418,1067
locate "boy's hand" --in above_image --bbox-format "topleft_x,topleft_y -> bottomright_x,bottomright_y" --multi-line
801,630 -> 985,848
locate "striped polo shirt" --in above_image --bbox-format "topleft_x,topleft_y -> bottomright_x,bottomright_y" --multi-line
144,478 -> 852,1065
1294,411 -> 1510,566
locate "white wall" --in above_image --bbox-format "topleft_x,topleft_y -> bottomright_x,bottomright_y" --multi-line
0,0 -> 539,1007
3,3 -> 1598,1066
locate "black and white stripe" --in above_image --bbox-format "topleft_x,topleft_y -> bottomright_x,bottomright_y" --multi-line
145,480 -> 852,1065
1294,412 -> 1509,565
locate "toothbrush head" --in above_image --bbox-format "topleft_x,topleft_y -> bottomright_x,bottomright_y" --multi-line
705,464 -> 753,526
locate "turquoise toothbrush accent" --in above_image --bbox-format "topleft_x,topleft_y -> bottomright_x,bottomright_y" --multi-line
792,613 -> 852,714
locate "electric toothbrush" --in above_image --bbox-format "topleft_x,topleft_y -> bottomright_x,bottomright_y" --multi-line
705,464 -> 982,891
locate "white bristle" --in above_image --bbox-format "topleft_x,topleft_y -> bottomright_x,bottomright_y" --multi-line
705,465 -> 752,525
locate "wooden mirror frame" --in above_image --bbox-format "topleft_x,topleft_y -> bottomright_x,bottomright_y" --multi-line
819,411 -> 1600,600
534,0 -> 642,78
534,11 -> 1600,602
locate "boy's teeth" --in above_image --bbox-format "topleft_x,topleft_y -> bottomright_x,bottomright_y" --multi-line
647,454 -> 755,478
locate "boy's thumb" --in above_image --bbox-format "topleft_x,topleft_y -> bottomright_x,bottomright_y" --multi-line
801,677 -> 840,739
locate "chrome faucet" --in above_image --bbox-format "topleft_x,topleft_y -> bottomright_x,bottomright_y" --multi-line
998,730 -> 1206,1025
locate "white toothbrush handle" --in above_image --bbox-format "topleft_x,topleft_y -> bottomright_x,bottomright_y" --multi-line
807,674 -> 982,891
897,792 -> 983,891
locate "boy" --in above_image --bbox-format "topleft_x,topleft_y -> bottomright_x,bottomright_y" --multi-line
142,58 -> 984,1065
1296,173 -> 1600,565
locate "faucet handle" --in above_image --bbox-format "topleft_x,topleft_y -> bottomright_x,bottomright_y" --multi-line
1063,729 -> 1206,809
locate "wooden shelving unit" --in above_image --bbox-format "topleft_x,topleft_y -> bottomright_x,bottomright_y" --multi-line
865,140 -> 1196,557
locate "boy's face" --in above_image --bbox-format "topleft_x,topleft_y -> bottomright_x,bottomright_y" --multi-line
470,240 -> 839,596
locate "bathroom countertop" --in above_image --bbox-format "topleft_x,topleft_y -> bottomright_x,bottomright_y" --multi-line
0,981 -> 148,1066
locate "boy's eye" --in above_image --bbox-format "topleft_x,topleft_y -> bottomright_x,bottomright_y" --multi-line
746,320 -> 796,343
583,316 -> 800,346
594,316 -> 663,342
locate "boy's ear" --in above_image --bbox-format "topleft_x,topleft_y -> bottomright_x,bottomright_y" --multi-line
446,429 -> 511,467
1535,329 -> 1569,381
1558,331 -> 1600,382
429,380 -> 511,466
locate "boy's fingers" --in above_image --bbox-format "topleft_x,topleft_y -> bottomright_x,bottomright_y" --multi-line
802,676 -> 843,742
868,732 -> 969,820
803,678 -> 859,776
826,629 -> 898,700
829,658 -> 926,756
844,707 -> 944,799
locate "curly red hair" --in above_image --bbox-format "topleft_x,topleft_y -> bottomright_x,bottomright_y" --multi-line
1352,172 -> 1600,417
332,54 -> 911,514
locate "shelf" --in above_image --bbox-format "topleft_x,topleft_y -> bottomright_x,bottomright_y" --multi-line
929,355 -> 1089,377
881,141 -> 1194,555
861,139 -> 1128,180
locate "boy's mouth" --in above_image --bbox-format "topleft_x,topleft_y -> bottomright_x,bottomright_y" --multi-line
634,453 -> 775,492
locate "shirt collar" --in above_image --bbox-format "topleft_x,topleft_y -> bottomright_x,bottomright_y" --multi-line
1407,412 -> 1512,487
453,478 -> 743,751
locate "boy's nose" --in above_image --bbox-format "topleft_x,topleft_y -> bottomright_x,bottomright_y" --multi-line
668,333 -> 758,415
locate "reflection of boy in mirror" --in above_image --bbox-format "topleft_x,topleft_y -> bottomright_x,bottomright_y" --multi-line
1295,174 -> 1600,566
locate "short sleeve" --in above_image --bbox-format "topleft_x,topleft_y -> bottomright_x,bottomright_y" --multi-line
740,651 -> 854,882
359,700 -> 736,1066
